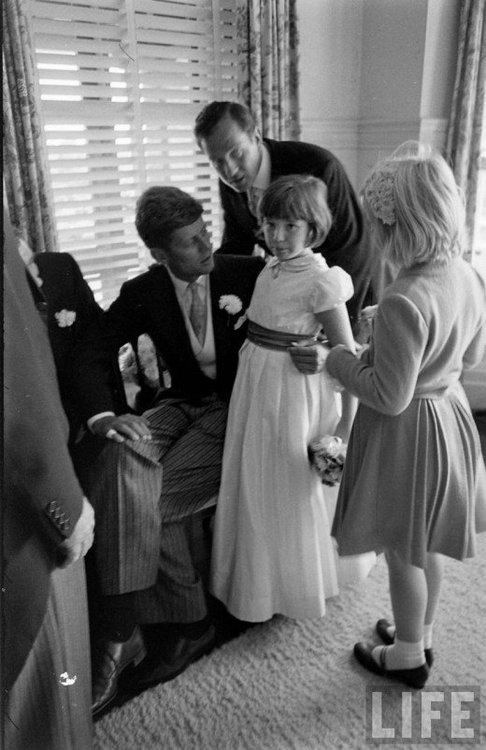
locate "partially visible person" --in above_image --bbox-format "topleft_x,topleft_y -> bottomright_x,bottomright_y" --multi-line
194,100 -> 374,329
211,175 -> 374,623
18,242 -> 128,445
324,144 -> 486,689
3,210 -> 95,749
71,187 -> 264,715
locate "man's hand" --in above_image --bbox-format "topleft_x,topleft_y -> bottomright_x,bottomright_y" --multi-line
289,341 -> 330,374
91,413 -> 152,443
59,497 -> 95,567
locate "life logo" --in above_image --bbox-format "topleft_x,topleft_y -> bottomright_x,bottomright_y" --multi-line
365,685 -> 482,743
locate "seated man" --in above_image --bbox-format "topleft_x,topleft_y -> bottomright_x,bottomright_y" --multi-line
20,241 -> 128,444
73,186 -> 264,715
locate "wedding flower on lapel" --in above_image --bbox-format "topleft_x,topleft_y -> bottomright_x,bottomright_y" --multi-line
54,309 -> 76,328
219,294 -> 242,315
219,294 -> 247,330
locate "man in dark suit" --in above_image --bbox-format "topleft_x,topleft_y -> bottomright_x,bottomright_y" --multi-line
73,186 -> 264,715
20,247 -> 128,445
3,210 -> 95,749
194,100 -> 373,330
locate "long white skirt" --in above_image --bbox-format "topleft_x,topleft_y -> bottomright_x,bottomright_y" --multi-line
211,340 -> 375,622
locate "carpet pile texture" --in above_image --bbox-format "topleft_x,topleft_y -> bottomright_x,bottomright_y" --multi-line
95,535 -> 486,749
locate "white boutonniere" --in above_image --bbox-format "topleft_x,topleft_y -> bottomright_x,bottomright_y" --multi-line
218,294 -> 247,330
54,309 -> 76,328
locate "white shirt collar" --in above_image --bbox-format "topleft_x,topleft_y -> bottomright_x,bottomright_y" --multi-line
251,143 -> 271,190
165,266 -> 207,296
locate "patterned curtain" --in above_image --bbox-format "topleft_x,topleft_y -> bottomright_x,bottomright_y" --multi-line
445,0 -> 485,261
236,0 -> 300,140
3,0 -> 59,252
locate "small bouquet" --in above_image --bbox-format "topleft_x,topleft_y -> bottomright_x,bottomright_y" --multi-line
355,304 -> 378,346
308,435 -> 347,486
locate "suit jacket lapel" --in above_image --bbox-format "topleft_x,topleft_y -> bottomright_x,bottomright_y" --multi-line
265,138 -> 282,181
209,263 -> 232,380
25,265 -> 49,326
146,266 -> 199,369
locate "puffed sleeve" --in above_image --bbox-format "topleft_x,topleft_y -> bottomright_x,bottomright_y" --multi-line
311,265 -> 354,313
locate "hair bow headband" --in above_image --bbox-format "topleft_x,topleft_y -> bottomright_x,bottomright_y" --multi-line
363,167 -> 396,226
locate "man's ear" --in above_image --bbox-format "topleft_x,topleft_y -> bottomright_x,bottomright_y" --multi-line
150,246 -> 167,264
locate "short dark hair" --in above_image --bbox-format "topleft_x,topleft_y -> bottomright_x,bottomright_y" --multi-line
194,101 -> 257,146
258,175 -> 333,248
135,186 -> 203,251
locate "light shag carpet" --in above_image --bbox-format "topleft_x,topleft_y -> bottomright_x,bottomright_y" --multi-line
95,536 -> 486,750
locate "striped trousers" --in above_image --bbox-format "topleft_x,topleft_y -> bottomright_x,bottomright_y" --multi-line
85,394 -> 227,623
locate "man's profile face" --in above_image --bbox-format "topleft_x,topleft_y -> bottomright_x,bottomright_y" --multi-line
158,217 -> 214,282
199,114 -> 262,193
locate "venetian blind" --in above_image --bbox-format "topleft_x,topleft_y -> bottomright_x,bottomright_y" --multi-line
28,0 -> 239,307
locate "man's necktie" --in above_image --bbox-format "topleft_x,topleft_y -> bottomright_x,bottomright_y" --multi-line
187,281 -> 206,345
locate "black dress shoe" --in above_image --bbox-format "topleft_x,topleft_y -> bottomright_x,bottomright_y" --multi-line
376,618 -> 434,667
130,624 -> 216,692
92,626 -> 146,717
354,642 -> 429,689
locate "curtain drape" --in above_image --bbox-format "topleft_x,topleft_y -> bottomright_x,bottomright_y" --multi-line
236,0 -> 300,140
3,0 -> 59,252
445,0 -> 485,261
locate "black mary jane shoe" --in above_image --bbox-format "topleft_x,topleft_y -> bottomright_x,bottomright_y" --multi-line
354,642 -> 429,689
376,618 -> 434,667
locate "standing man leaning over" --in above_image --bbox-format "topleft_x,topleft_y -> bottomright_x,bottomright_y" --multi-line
73,187 -> 264,716
194,100 -> 373,330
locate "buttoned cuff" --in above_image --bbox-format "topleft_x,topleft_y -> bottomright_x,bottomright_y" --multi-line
44,499 -> 73,539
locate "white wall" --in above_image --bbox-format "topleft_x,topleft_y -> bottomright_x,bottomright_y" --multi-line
420,0 -> 460,149
357,0 -> 427,185
297,0 -> 486,410
297,0 -> 460,189
298,0 -> 363,184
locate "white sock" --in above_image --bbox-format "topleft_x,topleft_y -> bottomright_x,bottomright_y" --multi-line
383,622 -> 432,651
372,638 -> 425,670
423,623 -> 433,650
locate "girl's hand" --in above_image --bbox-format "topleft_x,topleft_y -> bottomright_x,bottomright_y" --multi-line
334,418 -> 351,444
289,342 -> 330,374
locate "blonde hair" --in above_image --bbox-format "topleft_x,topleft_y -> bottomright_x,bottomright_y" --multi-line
361,142 -> 465,268
258,174 -> 332,248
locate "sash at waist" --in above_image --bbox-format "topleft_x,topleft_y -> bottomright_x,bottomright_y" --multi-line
247,320 -> 317,351
412,381 -> 462,401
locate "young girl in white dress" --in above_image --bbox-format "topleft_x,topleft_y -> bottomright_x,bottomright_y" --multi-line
210,174 -> 374,622
326,144 -> 486,688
